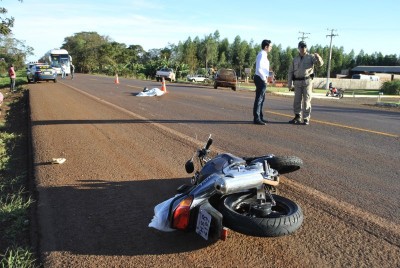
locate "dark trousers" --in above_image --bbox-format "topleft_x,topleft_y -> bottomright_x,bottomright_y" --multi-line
253,75 -> 267,121
10,78 -> 16,92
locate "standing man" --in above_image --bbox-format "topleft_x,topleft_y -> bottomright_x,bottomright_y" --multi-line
8,64 -> 16,92
287,41 -> 323,125
70,63 -> 75,80
253,39 -> 272,125
61,63 -> 66,79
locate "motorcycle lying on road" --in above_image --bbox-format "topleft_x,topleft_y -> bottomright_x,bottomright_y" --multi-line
326,87 -> 345,99
149,135 -> 304,241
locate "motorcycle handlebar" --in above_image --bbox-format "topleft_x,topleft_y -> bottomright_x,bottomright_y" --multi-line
205,138 -> 213,150
198,148 -> 207,158
204,134 -> 213,149
193,135 -> 213,159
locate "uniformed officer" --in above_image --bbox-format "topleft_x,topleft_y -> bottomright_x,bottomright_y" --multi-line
287,41 -> 323,125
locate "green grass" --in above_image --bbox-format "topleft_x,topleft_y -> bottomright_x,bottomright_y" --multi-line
0,72 -> 38,267
236,81 -> 396,96
1,246 -> 36,268
235,83 -> 379,95
0,71 -> 27,91
342,89 -> 382,96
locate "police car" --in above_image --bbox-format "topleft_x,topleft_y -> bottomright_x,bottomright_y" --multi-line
26,63 -> 57,83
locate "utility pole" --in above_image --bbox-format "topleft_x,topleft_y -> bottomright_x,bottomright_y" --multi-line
298,31 -> 310,41
326,29 -> 338,89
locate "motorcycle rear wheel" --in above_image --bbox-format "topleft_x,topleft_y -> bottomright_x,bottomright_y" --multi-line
219,192 -> 303,237
266,156 -> 303,174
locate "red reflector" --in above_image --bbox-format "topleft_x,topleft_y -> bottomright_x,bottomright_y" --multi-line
172,196 -> 193,230
221,227 -> 229,241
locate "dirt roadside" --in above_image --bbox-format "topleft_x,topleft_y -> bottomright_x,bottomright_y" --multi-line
21,81 -> 400,267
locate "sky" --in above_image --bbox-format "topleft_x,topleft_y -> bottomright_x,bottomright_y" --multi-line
3,0 -> 400,63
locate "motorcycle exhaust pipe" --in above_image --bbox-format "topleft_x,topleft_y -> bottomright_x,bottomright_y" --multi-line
214,173 -> 265,195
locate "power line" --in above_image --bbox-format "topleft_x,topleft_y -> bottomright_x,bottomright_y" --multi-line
325,29 -> 339,89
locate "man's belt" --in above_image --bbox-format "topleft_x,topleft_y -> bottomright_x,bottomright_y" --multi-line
293,76 -> 310,81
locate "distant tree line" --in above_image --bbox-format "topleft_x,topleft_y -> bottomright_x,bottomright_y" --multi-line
60,31 -> 400,81
0,1 -> 33,74
1,26 -> 399,81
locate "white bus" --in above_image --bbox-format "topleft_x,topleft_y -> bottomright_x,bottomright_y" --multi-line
44,49 -> 72,76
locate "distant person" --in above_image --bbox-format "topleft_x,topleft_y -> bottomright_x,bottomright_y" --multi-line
253,39 -> 272,125
287,41 -> 323,125
327,82 -> 337,95
70,63 -> 75,80
0,91 -> 3,115
8,64 -> 16,92
61,63 -> 66,79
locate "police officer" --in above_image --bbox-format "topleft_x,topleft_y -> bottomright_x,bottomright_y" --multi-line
287,41 -> 323,125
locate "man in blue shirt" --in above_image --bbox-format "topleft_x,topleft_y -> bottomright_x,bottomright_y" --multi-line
253,39 -> 272,125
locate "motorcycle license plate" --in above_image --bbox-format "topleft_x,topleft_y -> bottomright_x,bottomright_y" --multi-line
196,208 -> 211,240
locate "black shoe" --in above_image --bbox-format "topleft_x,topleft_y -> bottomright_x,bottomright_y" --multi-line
254,120 -> 266,125
289,115 -> 301,124
303,119 -> 310,125
260,118 -> 269,123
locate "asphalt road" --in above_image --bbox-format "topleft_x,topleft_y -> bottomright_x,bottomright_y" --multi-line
29,74 -> 399,267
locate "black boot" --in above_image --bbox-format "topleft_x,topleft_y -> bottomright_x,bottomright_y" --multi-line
289,114 -> 301,124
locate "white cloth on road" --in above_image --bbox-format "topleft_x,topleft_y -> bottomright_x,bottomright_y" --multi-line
137,88 -> 165,97
148,196 -> 176,232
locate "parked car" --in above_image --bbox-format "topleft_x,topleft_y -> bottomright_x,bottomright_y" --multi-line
156,67 -> 176,82
351,74 -> 380,81
27,64 -> 57,83
187,74 -> 209,83
214,68 -> 237,91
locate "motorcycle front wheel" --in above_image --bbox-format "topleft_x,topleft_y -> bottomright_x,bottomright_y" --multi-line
219,192 -> 303,237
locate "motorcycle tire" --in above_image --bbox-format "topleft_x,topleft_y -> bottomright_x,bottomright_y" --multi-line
338,92 -> 344,99
219,192 -> 303,237
266,156 -> 303,174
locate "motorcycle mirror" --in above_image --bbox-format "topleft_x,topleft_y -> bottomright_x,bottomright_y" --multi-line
205,138 -> 213,150
185,160 -> 195,174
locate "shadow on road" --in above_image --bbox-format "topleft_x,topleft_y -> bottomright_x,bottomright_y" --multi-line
37,177 -> 217,256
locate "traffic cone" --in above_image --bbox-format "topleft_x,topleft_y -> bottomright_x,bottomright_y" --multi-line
115,73 -> 120,84
161,77 -> 167,93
